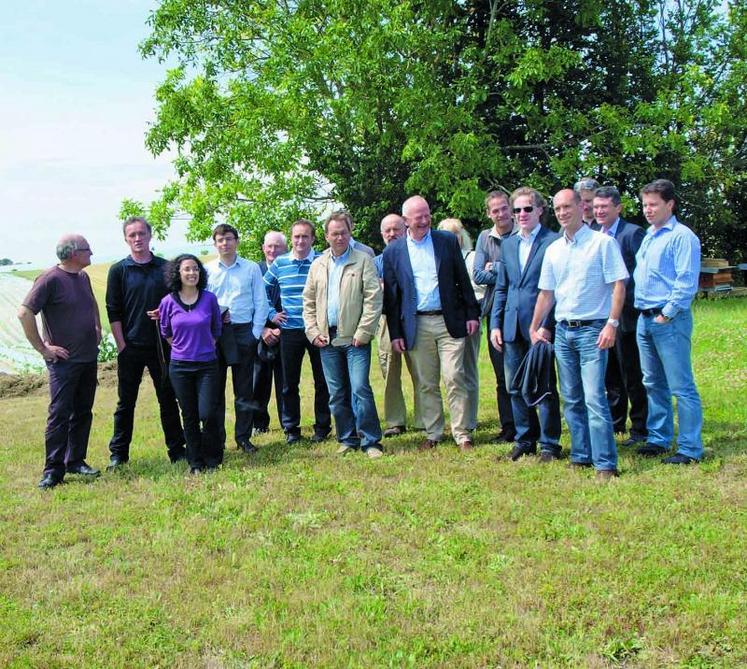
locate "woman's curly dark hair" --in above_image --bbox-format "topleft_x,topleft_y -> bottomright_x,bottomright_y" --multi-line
164,254 -> 208,292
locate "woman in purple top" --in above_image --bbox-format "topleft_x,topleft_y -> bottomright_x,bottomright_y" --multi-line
159,254 -> 223,473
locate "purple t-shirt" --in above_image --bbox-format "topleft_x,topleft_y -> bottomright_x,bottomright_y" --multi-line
22,266 -> 99,363
159,290 -> 222,362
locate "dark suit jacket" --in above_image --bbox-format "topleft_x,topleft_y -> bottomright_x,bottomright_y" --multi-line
382,229 -> 480,350
490,226 -> 559,342
591,218 -> 645,332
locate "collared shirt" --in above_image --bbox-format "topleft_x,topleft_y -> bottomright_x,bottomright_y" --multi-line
633,216 -> 701,318
518,224 -> 541,273
603,218 -> 620,238
373,253 -> 384,279
406,229 -> 441,311
327,245 -> 352,327
264,249 -> 319,330
539,224 -> 628,321
206,255 -> 268,338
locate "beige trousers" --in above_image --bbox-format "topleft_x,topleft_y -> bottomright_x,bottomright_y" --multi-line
463,324 -> 481,431
377,317 -> 423,428
406,314 -> 469,443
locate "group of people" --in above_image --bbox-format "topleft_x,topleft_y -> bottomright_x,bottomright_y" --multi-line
18,177 -> 704,489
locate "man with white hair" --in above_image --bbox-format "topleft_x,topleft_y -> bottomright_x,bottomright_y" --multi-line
18,234 -> 102,489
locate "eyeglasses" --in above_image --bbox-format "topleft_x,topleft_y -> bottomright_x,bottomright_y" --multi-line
75,247 -> 92,253
512,206 -> 534,214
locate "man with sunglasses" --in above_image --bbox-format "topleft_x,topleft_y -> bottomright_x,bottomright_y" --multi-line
530,189 -> 628,480
18,235 -> 102,488
490,187 -> 562,462
473,190 -> 517,443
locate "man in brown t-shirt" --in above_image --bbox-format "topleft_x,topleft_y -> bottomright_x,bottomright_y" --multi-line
18,234 -> 102,489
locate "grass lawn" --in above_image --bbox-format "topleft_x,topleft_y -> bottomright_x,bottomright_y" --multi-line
0,298 -> 745,667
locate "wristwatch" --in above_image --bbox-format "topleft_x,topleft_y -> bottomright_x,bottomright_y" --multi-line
607,318 -> 619,327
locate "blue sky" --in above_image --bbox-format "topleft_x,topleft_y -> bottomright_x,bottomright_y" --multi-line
0,0 -> 202,266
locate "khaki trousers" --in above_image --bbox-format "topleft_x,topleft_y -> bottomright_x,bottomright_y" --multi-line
377,317 -> 423,429
407,314 -> 469,443
463,324 -> 481,431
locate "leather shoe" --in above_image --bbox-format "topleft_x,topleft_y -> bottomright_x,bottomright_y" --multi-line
662,453 -> 698,464
383,426 -> 405,438
595,469 -> 619,481
539,450 -> 560,463
637,444 -> 669,457
38,473 -> 63,489
286,432 -> 302,445
621,436 -> 646,447
238,440 -> 258,455
509,443 -> 536,461
570,461 -> 593,469
252,427 -> 269,436
67,462 -> 100,477
459,439 -> 474,452
169,451 -> 187,464
310,430 -> 331,443
336,444 -> 355,455
418,438 -> 438,452
495,428 -> 517,443
107,456 -> 128,471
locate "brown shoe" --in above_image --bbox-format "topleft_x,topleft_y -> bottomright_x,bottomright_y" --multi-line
383,426 -> 405,438
459,439 -> 474,452
418,439 -> 438,452
595,469 -> 619,481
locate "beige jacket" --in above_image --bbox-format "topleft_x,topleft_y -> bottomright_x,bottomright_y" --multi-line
303,247 -> 382,346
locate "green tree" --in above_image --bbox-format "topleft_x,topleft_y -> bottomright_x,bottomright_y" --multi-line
130,0 -> 745,260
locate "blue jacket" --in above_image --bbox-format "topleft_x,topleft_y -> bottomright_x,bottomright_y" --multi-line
490,225 -> 559,342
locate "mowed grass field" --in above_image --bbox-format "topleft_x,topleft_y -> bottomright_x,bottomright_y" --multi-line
0,298 -> 745,668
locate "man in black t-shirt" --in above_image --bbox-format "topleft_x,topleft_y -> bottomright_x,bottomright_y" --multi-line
105,217 -> 185,469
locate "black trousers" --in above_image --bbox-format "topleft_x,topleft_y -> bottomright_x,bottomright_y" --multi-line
109,345 -> 185,461
279,328 -> 331,435
485,320 -> 515,435
45,360 -> 98,478
217,323 -> 257,447
252,350 -> 284,431
169,360 -> 222,469
605,328 -> 648,439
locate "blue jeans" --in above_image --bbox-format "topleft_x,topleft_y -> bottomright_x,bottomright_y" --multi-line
504,335 -> 561,454
636,311 -> 703,459
320,342 -> 382,450
554,322 -> 618,471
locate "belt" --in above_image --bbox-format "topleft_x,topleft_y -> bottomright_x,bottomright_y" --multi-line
416,310 -> 443,316
640,308 -> 663,317
559,319 -> 603,328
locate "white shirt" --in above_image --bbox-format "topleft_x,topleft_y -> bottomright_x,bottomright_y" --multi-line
406,230 -> 441,311
518,224 -> 541,273
538,224 -> 628,321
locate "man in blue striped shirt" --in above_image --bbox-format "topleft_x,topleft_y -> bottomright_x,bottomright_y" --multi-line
264,220 -> 331,444
633,179 -> 703,464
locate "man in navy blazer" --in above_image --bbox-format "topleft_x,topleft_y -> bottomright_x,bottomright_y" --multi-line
383,195 -> 480,451
490,187 -> 562,461
591,186 -> 648,445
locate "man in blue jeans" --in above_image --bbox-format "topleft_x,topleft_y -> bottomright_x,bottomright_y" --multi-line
530,189 -> 629,480
634,179 -> 703,464
303,211 -> 384,458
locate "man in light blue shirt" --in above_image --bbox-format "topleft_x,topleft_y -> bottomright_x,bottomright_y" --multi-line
531,189 -> 628,479
633,179 -> 703,463
206,224 -> 269,455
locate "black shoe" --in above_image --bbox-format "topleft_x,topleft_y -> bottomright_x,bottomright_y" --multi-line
253,427 -> 269,436
238,440 -> 258,455
637,444 -> 669,457
570,461 -> 593,469
383,426 -> 405,438
621,436 -> 646,447
67,462 -> 100,477
189,467 -> 203,475
286,432 -> 302,445
38,474 -> 63,489
509,443 -> 536,461
662,453 -> 698,465
169,451 -> 187,464
310,430 -> 331,443
496,428 -> 517,443
539,451 -> 560,463
106,456 -> 129,471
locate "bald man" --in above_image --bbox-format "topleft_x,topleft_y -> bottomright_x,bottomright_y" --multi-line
18,234 -> 102,488
382,196 -> 480,451
374,214 -> 422,436
530,189 -> 628,479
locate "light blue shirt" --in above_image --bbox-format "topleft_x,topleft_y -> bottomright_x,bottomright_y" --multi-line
206,255 -> 268,338
603,218 -> 620,238
518,224 -> 541,273
327,245 -> 352,327
633,216 -> 701,318
539,224 -> 629,321
406,230 -> 441,311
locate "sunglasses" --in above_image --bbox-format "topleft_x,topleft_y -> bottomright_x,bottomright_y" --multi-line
512,206 -> 534,214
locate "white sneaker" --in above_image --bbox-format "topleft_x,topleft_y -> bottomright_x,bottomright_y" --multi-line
366,447 -> 384,459
337,445 -> 354,455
